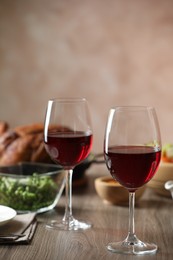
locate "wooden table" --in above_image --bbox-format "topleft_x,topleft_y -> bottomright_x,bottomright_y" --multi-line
0,164 -> 173,260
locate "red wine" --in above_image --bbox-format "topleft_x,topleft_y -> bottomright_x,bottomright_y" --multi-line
104,145 -> 161,191
45,131 -> 93,169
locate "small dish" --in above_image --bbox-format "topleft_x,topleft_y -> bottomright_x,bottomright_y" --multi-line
95,176 -> 146,205
0,205 -> 16,226
147,161 -> 173,197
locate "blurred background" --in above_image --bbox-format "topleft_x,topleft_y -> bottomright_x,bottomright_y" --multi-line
0,0 -> 173,153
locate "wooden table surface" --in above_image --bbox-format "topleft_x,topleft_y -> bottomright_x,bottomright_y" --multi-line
0,164 -> 173,260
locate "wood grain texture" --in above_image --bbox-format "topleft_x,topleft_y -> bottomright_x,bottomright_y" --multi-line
0,167 -> 173,260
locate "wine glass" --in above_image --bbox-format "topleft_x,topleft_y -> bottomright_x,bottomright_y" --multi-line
104,106 -> 161,255
44,98 -> 93,231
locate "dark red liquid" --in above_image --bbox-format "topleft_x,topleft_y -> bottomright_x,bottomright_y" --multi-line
104,145 -> 161,191
44,131 -> 93,169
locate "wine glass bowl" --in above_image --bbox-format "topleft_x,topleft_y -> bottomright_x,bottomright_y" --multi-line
44,98 -> 93,231
104,106 -> 161,255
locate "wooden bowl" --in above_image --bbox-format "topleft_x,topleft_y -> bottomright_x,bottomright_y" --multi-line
147,161 -> 173,197
94,176 -> 146,206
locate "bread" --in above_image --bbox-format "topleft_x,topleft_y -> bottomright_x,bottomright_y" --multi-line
0,135 -> 35,165
0,130 -> 19,156
14,123 -> 44,136
0,122 -> 52,166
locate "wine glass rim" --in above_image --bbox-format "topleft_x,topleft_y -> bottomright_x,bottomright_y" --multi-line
48,97 -> 87,103
110,106 -> 155,111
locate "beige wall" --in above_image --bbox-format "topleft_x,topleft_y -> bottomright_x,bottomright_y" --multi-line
0,0 -> 173,153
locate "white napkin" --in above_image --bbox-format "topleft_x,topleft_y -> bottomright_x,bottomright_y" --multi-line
0,213 -> 37,244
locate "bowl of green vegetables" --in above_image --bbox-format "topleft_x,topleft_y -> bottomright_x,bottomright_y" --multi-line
0,162 -> 65,213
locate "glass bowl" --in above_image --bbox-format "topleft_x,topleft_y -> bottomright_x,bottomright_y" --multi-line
0,162 -> 65,214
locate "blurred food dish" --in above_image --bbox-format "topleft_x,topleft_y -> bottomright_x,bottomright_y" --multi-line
147,143 -> 173,197
95,176 -> 146,206
0,122 -> 59,165
0,162 -> 65,213
147,161 -> 173,197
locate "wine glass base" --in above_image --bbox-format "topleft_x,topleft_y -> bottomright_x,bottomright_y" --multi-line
107,240 -> 158,255
46,219 -> 92,231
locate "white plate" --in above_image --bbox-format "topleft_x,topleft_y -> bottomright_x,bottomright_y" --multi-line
0,205 -> 16,226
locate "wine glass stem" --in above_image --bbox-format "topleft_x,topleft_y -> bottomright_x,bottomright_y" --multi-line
126,192 -> 136,242
63,169 -> 74,225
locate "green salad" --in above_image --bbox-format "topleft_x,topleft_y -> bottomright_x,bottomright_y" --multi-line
0,173 -> 58,211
